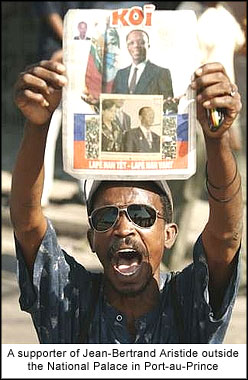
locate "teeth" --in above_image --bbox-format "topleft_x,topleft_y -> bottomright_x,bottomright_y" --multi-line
114,265 -> 139,276
112,248 -> 142,277
118,262 -> 138,270
114,262 -> 140,277
117,249 -> 136,254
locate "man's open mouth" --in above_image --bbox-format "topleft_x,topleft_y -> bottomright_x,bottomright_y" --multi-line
112,249 -> 143,277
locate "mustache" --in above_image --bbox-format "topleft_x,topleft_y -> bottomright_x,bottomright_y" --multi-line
107,236 -> 149,259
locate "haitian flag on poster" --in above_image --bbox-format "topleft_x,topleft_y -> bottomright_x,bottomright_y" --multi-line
102,28 -> 120,93
84,19 -> 120,100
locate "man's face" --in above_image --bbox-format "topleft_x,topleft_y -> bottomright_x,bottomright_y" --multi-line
126,31 -> 149,65
89,183 -> 166,296
140,107 -> 155,128
78,22 -> 87,39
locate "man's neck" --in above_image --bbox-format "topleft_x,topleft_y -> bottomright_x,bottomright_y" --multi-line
104,271 -> 160,320
132,60 -> 147,68
140,125 -> 152,134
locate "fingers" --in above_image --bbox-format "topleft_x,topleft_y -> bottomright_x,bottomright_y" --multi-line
19,89 -> 49,108
195,78 -> 242,114
24,60 -> 66,75
15,60 -> 67,95
193,62 -> 228,77
14,60 -> 67,112
191,63 -> 241,108
16,73 -> 51,98
191,62 -> 242,136
196,79 -> 233,104
191,64 -> 228,100
81,94 -> 99,106
163,97 -> 179,105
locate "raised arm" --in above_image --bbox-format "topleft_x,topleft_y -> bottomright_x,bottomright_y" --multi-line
191,62 -> 243,310
10,60 -> 67,270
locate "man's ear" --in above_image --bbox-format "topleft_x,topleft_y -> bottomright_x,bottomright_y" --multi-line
164,223 -> 178,249
87,228 -> 95,252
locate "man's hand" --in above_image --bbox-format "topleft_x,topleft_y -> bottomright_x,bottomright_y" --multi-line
14,60 -> 67,126
191,62 -> 242,138
81,86 -> 100,112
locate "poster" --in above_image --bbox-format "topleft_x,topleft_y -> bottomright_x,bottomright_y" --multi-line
62,5 -> 200,180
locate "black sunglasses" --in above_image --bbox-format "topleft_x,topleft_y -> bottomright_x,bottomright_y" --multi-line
89,204 -> 165,232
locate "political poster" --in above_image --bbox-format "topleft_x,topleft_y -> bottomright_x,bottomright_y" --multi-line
62,5 -> 199,179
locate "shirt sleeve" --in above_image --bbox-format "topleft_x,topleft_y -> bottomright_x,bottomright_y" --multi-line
177,234 -> 241,343
15,218 -> 92,343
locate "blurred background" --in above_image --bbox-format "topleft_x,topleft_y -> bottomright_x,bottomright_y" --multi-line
2,1 -> 246,344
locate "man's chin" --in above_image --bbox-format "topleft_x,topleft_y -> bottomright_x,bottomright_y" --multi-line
132,54 -> 146,63
115,284 -> 149,297
105,269 -> 153,298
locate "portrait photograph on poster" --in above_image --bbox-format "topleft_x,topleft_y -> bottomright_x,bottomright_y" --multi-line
62,5 -> 199,180
99,94 -> 163,159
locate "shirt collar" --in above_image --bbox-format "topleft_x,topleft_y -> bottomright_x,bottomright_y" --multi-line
140,124 -> 152,137
131,60 -> 147,71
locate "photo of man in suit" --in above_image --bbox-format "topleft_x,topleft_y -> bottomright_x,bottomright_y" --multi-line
74,21 -> 91,40
112,29 -> 178,114
123,106 -> 160,153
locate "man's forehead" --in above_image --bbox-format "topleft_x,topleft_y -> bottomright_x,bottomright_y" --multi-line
127,30 -> 147,41
141,107 -> 154,115
91,182 -> 162,210
84,179 -> 173,214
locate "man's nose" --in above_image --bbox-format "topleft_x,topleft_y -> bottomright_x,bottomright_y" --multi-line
113,211 -> 135,237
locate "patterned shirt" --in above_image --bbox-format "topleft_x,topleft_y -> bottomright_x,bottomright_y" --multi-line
15,219 -> 240,344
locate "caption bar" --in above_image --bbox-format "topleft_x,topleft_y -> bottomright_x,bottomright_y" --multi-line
2,344 -> 247,379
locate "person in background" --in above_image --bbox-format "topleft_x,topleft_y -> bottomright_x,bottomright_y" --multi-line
34,2 -> 84,61
165,0 -> 246,273
196,1 -> 245,151
33,2 -> 84,207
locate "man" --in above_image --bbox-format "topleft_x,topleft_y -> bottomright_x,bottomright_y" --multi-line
113,99 -> 131,133
74,21 -> 91,40
123,106 -> 160,153
112,29 -> 178,114
11,60 -> 243,343
34,2 -> 84,61
33,2 -> 85,207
